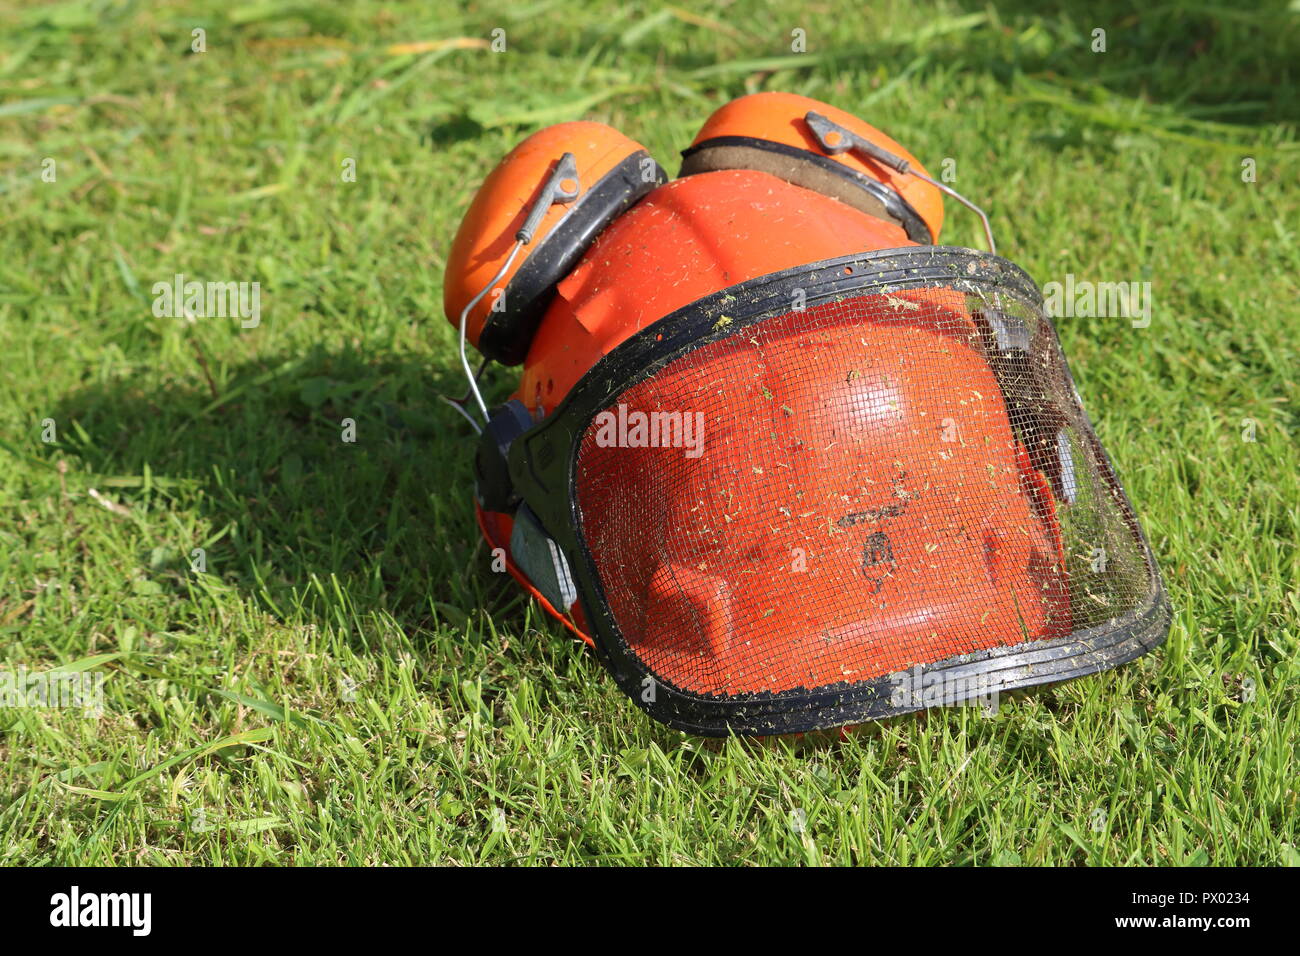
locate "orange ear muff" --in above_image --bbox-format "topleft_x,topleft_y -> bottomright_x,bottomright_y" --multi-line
678,92 -> 944,244
444,121 -> 666,365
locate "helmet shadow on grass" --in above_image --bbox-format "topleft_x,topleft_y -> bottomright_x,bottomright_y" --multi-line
50,346 -> 525,652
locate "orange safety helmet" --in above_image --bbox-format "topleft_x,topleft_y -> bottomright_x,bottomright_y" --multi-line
443,94 -> 1168,736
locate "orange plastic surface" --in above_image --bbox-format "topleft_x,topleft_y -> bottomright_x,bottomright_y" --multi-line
515,169 -> 913,414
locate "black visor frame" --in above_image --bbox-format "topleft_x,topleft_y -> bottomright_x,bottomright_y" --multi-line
505,247 -> 1169,736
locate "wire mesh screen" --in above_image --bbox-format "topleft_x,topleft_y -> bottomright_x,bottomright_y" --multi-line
573,284 -> 1156,699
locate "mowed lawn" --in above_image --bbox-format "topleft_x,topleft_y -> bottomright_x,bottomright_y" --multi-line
0,0 -> 1296,865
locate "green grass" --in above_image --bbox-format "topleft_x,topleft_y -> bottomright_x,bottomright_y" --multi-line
0,0 -> 1296,865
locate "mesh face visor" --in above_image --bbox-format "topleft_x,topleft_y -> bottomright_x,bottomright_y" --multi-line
507,248 -> 1169,736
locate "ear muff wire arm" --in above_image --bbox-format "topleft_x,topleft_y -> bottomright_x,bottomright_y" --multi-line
438,356 -> 490,433
456,153 -> 582,422
804,111 -> 996,255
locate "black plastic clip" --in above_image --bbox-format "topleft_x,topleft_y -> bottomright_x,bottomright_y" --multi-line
474,399 -> 536,513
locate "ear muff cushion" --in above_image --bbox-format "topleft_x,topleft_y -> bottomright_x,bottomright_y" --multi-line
679,137 -> 931,244
480,151 -> 666,365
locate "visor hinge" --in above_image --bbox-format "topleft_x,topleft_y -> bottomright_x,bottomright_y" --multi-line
475,399 -> 535,513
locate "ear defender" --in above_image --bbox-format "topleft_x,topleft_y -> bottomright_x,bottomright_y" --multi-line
678,92 -> 946,245
444,121 -> 667,365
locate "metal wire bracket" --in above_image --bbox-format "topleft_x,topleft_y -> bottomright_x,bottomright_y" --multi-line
805,111 -> 997,255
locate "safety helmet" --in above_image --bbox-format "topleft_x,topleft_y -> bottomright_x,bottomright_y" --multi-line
443,93 -> 1169,736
